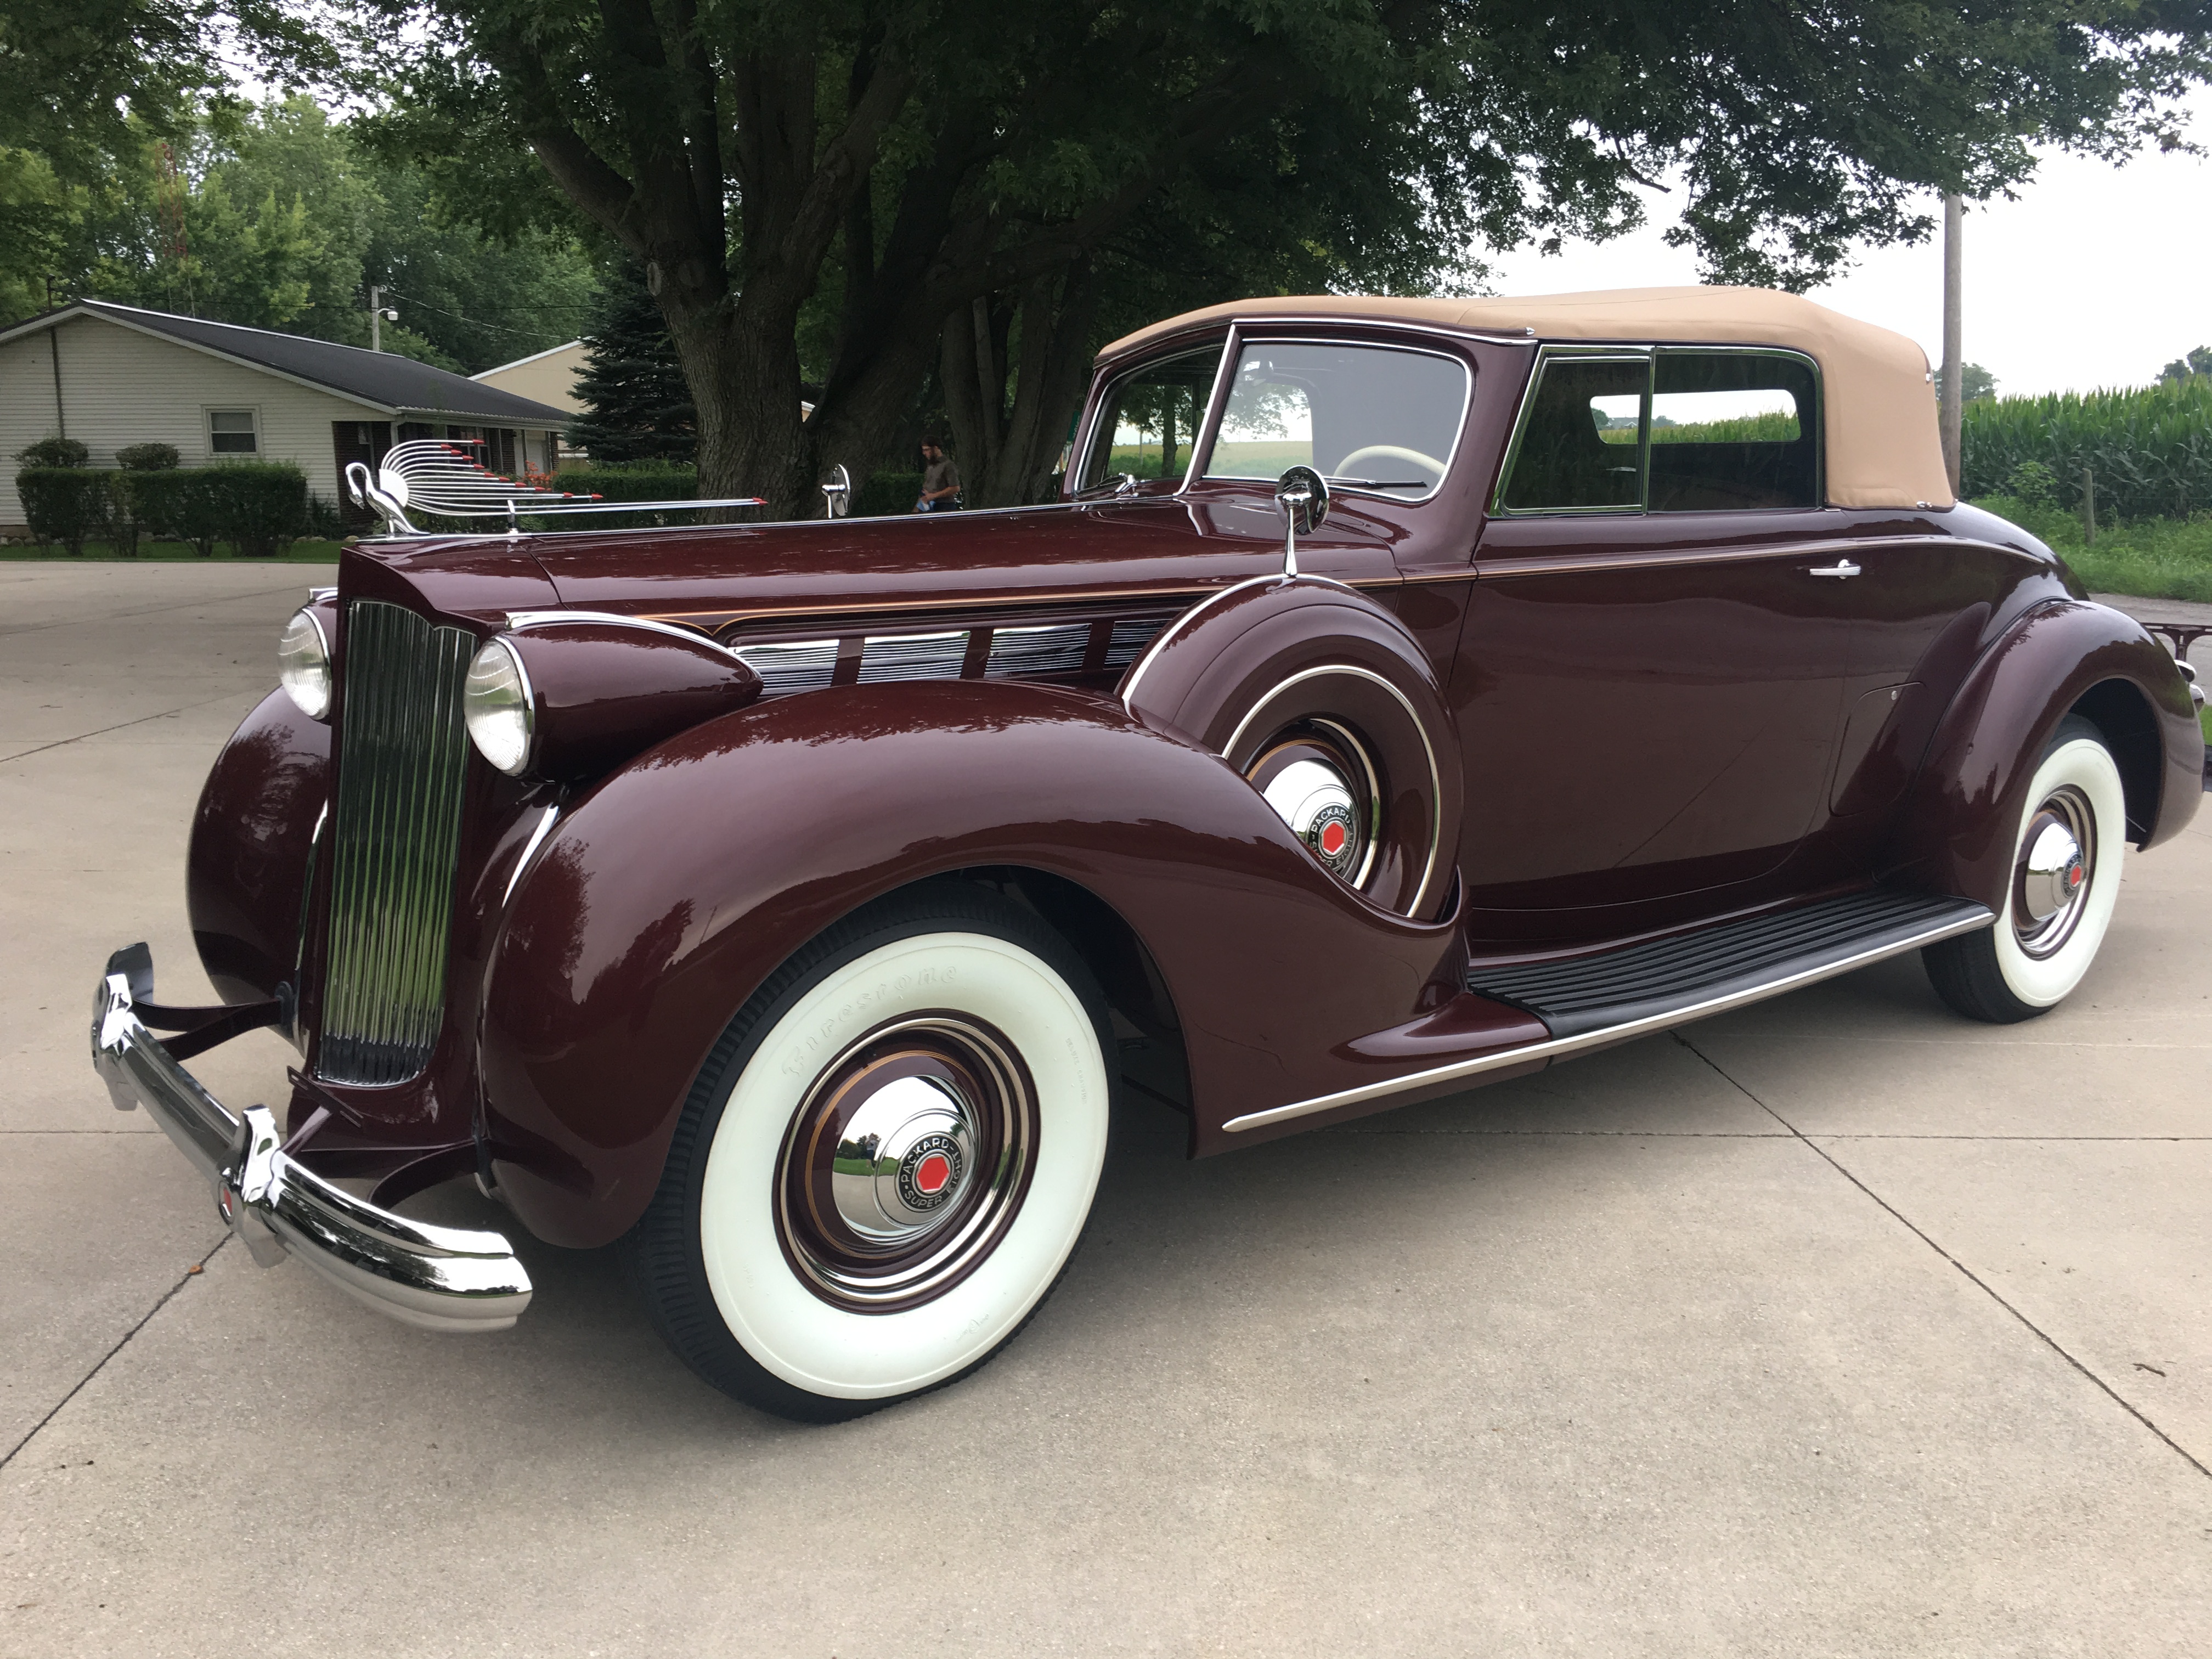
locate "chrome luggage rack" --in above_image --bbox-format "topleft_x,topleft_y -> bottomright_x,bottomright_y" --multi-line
344,439 -> 768,537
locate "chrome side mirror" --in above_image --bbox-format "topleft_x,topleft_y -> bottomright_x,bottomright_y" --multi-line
1274,465 -> 1328,578
820,463 -> 850,520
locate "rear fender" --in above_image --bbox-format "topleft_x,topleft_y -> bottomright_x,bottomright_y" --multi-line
1884,600 -> 2201,906
479,679 -> 1465,1246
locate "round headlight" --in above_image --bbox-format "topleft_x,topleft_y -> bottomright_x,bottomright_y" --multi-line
464,637 -> 535,776
278,608 -> 331,719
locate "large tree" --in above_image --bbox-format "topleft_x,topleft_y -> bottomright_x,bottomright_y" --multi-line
0,0 -> 328,317
362,0 -> 2211,515
8,95 -> 599,372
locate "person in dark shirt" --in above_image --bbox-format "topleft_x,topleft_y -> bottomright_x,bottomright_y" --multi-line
916,436 -> 961,511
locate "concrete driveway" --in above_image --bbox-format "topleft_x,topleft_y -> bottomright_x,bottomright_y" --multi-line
4,560 -> 2208,1657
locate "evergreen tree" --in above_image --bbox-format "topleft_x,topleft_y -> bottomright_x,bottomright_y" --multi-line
566,263 -> 695,465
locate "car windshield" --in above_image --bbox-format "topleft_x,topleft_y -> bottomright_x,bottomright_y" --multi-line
1079,345 -> 1222,489
1201,342 -> 1467,499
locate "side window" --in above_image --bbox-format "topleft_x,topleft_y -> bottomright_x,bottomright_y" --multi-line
1080,345 -> 1222,488
1497,357 -> 1646,511
1201,341 -> 1467,499
207,409 -> 259,455
1649,352 -> 1819,511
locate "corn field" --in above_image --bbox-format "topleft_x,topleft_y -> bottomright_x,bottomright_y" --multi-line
1961,378 -> 2212,522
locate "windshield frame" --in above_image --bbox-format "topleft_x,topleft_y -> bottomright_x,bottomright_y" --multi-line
1188,333 -> 1474,506
1071,333 -> 1234,496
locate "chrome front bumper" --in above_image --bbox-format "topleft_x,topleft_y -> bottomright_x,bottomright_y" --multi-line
90,947 -> 532,1332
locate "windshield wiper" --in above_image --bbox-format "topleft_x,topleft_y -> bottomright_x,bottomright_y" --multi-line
1323,476 -> 1426,489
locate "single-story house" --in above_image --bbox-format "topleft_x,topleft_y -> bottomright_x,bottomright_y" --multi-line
471,340 -> 588,417
0,300 -> 572,534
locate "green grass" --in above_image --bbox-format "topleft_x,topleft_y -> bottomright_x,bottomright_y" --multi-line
0,538 -> 345,562
1970,494 -> 2212,604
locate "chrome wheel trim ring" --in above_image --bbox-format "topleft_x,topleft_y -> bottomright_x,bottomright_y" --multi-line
1247,719 -> 1381,887
2012,785 -> 2096,960
1220,664 -> 1443,917
772,1015 -> 1040,1313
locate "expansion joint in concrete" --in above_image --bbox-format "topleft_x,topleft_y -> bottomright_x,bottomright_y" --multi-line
1668,1030 -> 2212,1483
0,1234 -> 231,1471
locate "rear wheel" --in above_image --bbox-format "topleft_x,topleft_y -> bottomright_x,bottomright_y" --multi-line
1922,715 -> 2126,1023
627,884 -> 1113,1421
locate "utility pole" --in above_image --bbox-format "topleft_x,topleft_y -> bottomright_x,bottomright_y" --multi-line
1939,194 -> 1963,497
370,285 -> 393,352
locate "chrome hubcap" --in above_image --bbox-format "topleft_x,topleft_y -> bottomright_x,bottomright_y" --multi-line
1262,758 -> 1361,876
1247,721 -> 1379,885
2013,786 -> 2095,958
830,1074 -> 974,1240
775,1016 -> 1038,1312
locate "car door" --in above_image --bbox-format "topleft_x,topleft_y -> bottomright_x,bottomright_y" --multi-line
1455,346 -> 1858,916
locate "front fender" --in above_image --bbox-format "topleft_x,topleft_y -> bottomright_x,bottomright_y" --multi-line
1885,600 -> 2202,907
479,679 -> 1464,1247
187,688 -> 329,1006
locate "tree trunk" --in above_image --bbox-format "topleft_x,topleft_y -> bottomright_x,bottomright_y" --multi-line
662,276 -> 815,518
938,262 -> 1100,507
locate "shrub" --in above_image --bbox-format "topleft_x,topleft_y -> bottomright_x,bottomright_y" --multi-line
2006,459 -> 2061,506
195,462 -> 307,557
173,471 -> 228,557
15,467 -> 120,555
121,469 -> 191,543
303,490 -> 347,541
116,442 -> 181,471
546,463 -> 701,530
854,469 -> 923,517
16,437 -> 88,469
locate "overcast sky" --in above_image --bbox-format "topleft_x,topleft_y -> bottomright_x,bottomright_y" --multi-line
1480,87 -> 2211,399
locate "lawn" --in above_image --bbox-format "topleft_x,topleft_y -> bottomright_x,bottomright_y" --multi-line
1971,494 -> 2212,605
0,538 -> 345,562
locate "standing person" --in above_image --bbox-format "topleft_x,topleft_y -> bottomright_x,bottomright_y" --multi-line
915,436 -> 961,512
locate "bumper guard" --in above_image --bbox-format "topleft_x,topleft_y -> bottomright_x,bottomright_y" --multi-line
91,946 -> 532,1332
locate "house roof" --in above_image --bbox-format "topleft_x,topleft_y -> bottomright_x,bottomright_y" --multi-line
0,300 -> 571,425
471,340 -> 585,379
1101,287 -> 1951,511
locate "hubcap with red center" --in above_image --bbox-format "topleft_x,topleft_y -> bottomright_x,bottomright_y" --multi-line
2013,786 -> 2097,960
774,1015 -> 1039,1312
1247,724 -> 1375,884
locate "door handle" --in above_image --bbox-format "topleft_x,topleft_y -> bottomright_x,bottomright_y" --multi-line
1807,559 -> 1861,579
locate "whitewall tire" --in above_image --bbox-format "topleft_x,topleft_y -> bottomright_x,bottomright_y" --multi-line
1924,715 -> 2127,1022
628,884 -> 1113,1421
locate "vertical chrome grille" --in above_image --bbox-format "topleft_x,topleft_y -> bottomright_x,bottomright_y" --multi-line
319,600 -> 475,1086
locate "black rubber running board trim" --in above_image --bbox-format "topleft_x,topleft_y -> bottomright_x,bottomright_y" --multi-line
1465,889 -> 1995,1040
1221,889 -> 1993,1135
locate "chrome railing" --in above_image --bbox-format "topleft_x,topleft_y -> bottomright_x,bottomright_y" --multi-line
319,600 -> 474,1086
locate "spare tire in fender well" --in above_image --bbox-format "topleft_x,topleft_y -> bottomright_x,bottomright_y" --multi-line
1119,575 -> 1463,921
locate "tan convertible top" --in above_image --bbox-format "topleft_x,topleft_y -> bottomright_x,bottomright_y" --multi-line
1099,286 -> 1951,511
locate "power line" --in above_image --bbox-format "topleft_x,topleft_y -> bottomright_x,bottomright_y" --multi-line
376,288 -> 584,338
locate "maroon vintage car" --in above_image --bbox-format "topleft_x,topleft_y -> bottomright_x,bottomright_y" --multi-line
93,287 -> 2204,1420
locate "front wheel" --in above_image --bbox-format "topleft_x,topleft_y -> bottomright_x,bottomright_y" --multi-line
1922,715 -> 2127,1023
627,884 -> 1114,1421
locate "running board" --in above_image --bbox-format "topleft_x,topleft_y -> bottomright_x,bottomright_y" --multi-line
1464,888 -> 1993,1040
1221,889 -> 1991,1134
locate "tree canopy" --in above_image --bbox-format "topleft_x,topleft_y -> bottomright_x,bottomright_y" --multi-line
355,0 -> 2211,515
2163,346 -> 2212,384
2,94 -> 599,372
1934,363 -> 2000,404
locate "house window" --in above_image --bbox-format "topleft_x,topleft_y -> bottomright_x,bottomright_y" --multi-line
208,409 -> 259,455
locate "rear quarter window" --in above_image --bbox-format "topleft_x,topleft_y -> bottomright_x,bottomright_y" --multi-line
1649,351 -> 1819,511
